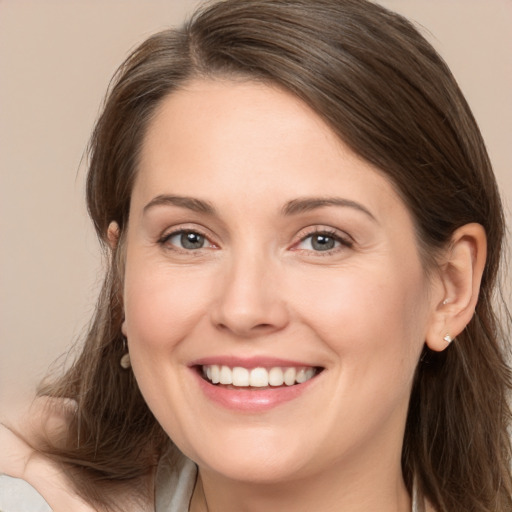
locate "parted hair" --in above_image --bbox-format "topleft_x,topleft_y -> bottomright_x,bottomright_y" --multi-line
38,1 -> 512,510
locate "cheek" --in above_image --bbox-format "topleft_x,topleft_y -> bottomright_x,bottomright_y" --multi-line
290,260 -> 429,367
123,257 -> 212,352
121,256 -> 213,436
289,262 -> 429,436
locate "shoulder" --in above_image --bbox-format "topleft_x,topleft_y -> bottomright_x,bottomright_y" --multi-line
0,398 -> 96,512
0,474 -> 52,512
1,398 -> 156,512
0,396 -> 75,479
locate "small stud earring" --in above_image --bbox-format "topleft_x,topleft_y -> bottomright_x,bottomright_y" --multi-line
443,334 -> 453,344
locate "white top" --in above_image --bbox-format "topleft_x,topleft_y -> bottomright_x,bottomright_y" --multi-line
0,450 -> 424,512
154,447 -> 198,512
0,449 -> 196,512
0,474 -> 53,512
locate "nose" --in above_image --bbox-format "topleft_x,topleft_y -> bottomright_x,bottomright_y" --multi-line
210,251 -> 289,339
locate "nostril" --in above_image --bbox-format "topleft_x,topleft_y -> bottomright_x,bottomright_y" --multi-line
210,280 -> 290,336
214,320 -> 282,337
254,323 -> 274,330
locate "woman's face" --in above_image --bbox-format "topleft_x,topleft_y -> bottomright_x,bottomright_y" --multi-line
122,79 -> 440,483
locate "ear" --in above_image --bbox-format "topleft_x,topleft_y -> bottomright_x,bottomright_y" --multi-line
107,221 -> 120,249
107,221 -> 126,334
425,223 -> 487,352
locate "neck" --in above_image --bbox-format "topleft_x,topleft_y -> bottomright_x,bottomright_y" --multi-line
191,456 -> 411,512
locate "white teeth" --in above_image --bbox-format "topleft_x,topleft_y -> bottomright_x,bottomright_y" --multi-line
232,367 -> 249,386
201,365 -> 317,387
268,367 -> 284,386
211,365 -> 220,384
283,367 -> 296,386
249,367 -> 269,387
219,365 -> 232,385
295,368 -> 309,383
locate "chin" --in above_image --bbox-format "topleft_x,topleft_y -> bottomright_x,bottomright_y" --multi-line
181,425 -> 313,483
201,453 -> 308,484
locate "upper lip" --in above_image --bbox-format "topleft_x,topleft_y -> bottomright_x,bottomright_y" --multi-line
189,356 -> 321,369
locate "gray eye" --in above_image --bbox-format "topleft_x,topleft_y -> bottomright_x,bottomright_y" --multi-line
180,232 -> 206,250
309,234 -> 337,251
165,231 -> 208,250
296,232 -> 342,252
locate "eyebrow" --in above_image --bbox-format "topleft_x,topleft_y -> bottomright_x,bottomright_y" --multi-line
143,195 -> 217,215
282,197 -> 377,221
143,194 -> 376,222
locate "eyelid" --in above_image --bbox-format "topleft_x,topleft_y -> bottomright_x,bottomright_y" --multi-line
158,225 -> 218,251
156,224 -> 353,254
292,226 -> 354,252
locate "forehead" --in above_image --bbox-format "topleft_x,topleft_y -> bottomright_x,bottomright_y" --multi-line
133,78 -> 406,223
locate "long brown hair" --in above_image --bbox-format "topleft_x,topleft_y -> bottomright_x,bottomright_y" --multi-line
38,0 -> 512,510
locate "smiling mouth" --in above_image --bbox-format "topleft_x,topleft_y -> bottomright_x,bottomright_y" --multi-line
199,365 -> 322,389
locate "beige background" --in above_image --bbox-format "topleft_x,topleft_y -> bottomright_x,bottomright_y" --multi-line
1,1 -> 511,413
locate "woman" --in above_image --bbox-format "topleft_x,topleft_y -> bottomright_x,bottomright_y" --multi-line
1,0 -> 510,511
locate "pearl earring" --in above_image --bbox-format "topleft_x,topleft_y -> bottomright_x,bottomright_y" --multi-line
443,334 -> 453,344
120,338 -> 131,369
120,352 -> 131,369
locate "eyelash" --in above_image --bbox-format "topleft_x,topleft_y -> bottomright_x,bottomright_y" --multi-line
157,227 -> 353,255
294,228 -> 353,255
158,228 -> 214,253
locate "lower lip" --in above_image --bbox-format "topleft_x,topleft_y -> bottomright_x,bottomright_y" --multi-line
192,368 -> 320,412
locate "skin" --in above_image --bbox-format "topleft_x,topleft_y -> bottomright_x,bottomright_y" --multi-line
0,399 -> 120,512
119,78 -> 484,512
0,78 -> 485,512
